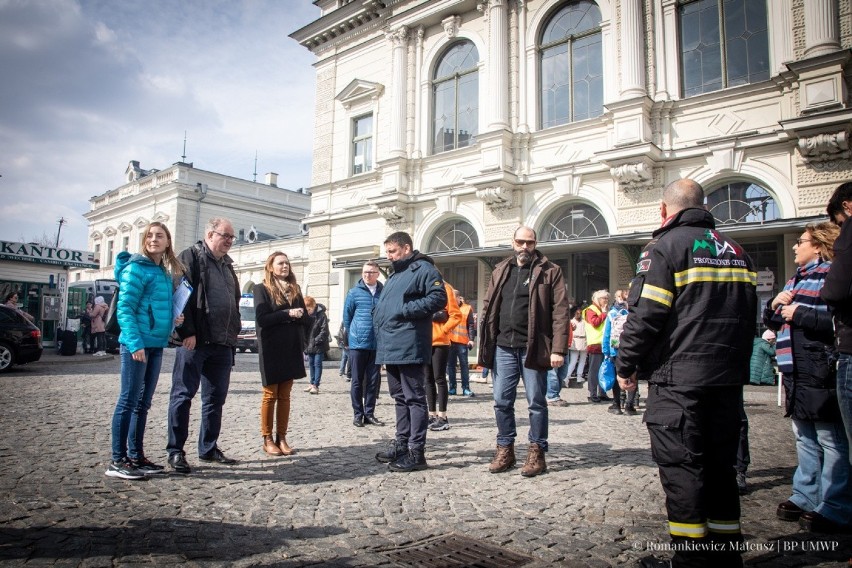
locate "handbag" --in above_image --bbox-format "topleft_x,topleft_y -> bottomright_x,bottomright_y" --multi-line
598,356 -> 616,392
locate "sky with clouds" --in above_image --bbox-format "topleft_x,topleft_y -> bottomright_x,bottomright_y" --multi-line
0,0 -> 319,251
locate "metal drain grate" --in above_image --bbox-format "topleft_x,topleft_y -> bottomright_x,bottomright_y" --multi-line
383,533 -> 533,568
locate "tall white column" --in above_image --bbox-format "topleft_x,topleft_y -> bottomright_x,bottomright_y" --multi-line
803,0 -> 840,58
620,0 -> 646,98
386,26 -> 409,158
487,0 -> 510,130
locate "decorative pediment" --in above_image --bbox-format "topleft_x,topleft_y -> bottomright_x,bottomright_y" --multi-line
117,222 -> 133,232
133,217 -> 150,228
103,226 -> 117,237
336,79 -> 384,110
151,211 -> 170,222
90,231 -> 103,241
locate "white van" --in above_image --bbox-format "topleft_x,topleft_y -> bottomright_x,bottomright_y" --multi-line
237,294 -> 257,352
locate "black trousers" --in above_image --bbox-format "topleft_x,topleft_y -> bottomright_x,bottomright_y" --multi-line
644,384 -> 743,568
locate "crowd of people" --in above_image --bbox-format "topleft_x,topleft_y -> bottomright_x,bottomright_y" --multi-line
99,179 -> 852,566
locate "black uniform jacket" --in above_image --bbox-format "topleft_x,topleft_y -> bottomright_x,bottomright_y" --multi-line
616,208 -> 758,387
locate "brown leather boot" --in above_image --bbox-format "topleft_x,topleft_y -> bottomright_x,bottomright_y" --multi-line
488,443 -> 516,473
263,435 -> 283,456
520,443 -> 546,477
276,435 -> 294,456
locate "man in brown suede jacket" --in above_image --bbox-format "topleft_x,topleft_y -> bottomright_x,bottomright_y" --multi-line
478,226 -> 569,477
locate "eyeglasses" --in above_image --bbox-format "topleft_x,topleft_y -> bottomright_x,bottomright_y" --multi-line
795,238 -> 812,246
514,239 -> 536,247
213,231 -> 237,241
363,271 -> 379,275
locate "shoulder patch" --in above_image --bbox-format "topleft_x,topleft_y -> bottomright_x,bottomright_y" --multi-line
637,259 -> 652,273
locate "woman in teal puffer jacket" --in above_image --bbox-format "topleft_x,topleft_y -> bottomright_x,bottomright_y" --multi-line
106,222 -> 185,480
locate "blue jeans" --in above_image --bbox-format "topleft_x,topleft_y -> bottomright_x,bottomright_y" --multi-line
789,418 -> 852,525
167,344 -> 233,458
493,346 -> 548,450
838,353 -> 852,465
447,343 -> 470,391
307,352 -> 324,386
111,346 -> 164,462
339,347 -> 350,377
546,359 -> 568,401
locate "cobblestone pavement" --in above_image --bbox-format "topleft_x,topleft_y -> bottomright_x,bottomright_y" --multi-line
0,350 -> 849,567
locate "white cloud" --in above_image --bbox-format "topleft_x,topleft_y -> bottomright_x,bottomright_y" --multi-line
0,0 -> 318,250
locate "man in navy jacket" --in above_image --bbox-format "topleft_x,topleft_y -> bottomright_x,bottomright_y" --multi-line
372,232 -> 447,472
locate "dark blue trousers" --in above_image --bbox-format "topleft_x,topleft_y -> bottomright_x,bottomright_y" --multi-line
350,348 -> 380,420
385,363 -> 428,451
167,344 -> 233,458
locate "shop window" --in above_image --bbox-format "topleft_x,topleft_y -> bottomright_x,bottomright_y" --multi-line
705,181 -> 778,224
539,1 -> 603,128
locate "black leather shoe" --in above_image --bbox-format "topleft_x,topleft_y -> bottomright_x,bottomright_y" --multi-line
598,394 -> 611,402
799,511 -> 852,533
639,556 -> 672,568
388,448 -> 427,472
365,415 -> 385,426
168,452 -> 191,474
198,448 -> 237,465
375,439 -> 407,463
353,416 -> 365,427
776,500 -> 804,521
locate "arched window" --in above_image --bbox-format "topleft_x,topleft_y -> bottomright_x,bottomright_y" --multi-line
432,41 -> 479,154
427,220 -> 479,252
679,0 -> 769,97
541,203 -> 609,240
705,181 -> 778,224
539,1 -> 603,129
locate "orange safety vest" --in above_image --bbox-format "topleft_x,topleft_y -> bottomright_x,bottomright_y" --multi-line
449,303 -> 472,345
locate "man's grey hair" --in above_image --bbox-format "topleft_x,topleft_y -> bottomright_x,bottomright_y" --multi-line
205,217 -> 233,234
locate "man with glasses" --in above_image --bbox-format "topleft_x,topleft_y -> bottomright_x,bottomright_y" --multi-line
343,261 -> 385,428
167,217 -> 241,474
478,226 -> 569,477
821,181 -> 852,465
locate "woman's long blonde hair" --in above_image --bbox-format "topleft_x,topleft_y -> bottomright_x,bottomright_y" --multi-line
144,222 -> 184,275
263,252 -> 301,306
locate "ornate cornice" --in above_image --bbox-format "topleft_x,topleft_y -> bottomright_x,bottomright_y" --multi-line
797,128 -> 851,170
290,1 -> 386,52
611,162 -> 654,193
476,186 -> 515,211
442,15 -> 461,39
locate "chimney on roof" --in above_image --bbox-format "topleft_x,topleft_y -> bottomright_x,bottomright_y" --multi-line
265,172 -> 278,187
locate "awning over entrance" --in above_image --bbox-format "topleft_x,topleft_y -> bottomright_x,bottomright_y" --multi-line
330,215 -> 826,269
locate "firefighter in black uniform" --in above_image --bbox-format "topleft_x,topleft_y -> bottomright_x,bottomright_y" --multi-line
616,178 -> 758,568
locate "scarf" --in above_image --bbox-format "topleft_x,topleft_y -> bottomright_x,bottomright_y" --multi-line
774,258 -> 831,373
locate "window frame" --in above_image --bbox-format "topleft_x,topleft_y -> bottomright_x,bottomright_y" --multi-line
431,40 -> 480,155
677,0 -> 770,98
537,0 -> 604,130
351,113 -> 374,176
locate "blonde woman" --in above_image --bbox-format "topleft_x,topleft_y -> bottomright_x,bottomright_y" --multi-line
107,222 -> 184,479
253,252 -> 310,456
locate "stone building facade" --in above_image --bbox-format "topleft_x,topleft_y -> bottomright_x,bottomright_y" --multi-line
74,160 -> 312,292
290,0 -> 851,331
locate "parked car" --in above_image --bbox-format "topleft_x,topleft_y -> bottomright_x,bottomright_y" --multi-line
0,305 -> 43,372
237,294 -> 257,353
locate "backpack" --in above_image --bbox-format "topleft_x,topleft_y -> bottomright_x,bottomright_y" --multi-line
609,310 -> 628,349
105,291 -> 120,335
